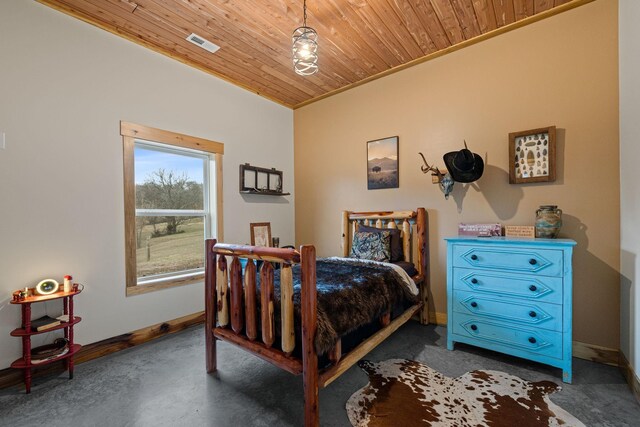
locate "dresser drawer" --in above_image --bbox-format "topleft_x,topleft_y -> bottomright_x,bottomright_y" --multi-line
452,290 -> 563,331
452,244 -> 563,276
452,268 -> 563,304
452,313 -> 563,360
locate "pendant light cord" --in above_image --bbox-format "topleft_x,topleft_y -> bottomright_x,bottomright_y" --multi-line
303,0 -> 307,27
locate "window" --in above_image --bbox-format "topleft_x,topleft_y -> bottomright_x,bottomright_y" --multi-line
121,122 -> 223,296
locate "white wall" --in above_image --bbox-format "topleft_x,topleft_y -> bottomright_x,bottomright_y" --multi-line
620,0 -> 640,373
0,1 -> 294,368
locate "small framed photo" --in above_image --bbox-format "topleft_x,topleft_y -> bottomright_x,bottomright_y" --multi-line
250,222 -> 272,247
367,136 -> 399,190
509,126 -> 556,184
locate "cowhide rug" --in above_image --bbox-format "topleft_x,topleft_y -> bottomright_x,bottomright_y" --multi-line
346,359 -> 585,427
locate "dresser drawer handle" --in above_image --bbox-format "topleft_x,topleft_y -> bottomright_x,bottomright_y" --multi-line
528,337 -> 537,344
529,311 -> 537,318
471,278 -> 478,284
529,285 -> 537,292
470,324 -> 478,331
470,254 -> 478,261
470,302 -> 478,308
529,258 -> 537,265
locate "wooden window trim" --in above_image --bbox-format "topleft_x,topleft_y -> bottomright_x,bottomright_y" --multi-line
121,121 -> 224,296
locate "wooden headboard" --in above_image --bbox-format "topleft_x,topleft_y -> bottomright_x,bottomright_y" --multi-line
341,208 -> 429,324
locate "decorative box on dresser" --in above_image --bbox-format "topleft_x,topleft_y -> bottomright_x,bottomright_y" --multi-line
445,237 -> 576,383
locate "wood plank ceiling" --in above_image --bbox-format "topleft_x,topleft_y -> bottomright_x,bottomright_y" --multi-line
39,0 -> 590,108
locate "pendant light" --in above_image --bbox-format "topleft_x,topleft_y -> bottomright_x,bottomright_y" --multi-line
292,0 -> 318,76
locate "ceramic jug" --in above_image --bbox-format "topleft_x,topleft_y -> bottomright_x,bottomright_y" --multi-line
535,205 -> 562,238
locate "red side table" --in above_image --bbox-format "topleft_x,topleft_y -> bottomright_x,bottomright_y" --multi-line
10,288 -> 83,393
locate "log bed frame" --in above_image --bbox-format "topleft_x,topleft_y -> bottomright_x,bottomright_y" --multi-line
205,208 -> 428,426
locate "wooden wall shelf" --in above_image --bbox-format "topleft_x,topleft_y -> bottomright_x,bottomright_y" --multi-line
239,163 -> 289,196
239,190 -> 291,196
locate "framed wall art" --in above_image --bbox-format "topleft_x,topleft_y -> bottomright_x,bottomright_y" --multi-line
509,126 -> 556,184
250,222 -> 272,247
367,136 -> 399,190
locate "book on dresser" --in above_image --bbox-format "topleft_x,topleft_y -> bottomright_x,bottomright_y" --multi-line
26,315 -> 61,331
445,236 -> 577,383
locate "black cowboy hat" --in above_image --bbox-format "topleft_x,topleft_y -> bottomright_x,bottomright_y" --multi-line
443,141 -> 484,183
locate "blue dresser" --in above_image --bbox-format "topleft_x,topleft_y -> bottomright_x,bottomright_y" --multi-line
445,237 -> 576,383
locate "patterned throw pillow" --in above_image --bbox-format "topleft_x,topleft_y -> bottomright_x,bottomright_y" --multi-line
350,231 -> 392,262
358,224 -> 403,262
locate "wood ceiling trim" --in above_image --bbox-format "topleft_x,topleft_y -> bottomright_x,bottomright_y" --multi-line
37,0 -> 297,108
294,0 -> 596,109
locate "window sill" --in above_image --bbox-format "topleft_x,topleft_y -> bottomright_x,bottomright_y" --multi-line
126,272 -> 205,296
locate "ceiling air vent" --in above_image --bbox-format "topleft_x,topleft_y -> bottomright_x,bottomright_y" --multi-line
186,33 -> 220,54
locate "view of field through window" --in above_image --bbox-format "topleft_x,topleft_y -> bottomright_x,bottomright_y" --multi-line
134,144 -> 209,279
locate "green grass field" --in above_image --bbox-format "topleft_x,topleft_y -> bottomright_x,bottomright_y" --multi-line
136,218 -> 204,278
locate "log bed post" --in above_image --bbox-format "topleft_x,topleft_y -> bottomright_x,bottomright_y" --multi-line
301,245 -> 318,427
341,211 -> 349,257
205,239 -> 217,373
417,207 -> 429,325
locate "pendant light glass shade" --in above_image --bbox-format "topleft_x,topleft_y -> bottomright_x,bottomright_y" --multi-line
292,1 -> 318,76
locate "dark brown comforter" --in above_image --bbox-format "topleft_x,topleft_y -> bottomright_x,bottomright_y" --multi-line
254,258 -> 419,355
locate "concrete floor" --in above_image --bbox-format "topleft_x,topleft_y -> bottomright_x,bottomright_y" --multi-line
0,323 -> 638,427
